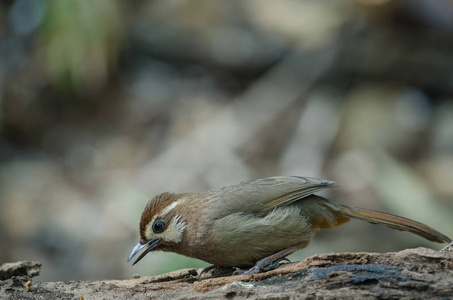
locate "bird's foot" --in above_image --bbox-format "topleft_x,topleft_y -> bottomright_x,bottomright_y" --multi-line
233,257 -> 291,275
198,265 -> 218,277
263,257 -> 291,271
199,265 -> 235,278
233,246 -> 297,276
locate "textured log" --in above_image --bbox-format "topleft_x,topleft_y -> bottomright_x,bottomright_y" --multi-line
1,248 -> 452,299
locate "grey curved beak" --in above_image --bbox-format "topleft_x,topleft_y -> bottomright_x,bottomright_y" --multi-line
127,238 -> 161,265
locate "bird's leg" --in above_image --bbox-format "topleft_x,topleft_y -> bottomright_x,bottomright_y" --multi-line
262,257 -> 291,271
199,265 -> 235,278
199,265 -> 218,277
234,246 -> 298,275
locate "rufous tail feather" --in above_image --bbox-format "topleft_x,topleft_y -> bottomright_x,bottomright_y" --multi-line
336,206 -> 451,243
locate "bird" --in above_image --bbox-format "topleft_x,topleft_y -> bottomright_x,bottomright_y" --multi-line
127,176 -> 451,275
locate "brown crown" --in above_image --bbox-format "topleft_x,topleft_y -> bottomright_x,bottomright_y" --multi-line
139,192 -> 177,240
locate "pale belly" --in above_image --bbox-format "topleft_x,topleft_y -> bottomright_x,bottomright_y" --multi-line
199,207 -> 315,267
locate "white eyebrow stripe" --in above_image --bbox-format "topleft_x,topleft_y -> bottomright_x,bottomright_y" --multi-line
161,198 -> 185,216
149,197 -> 186,226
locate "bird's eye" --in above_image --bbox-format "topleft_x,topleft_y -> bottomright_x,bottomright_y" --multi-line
152,219 -> 165,233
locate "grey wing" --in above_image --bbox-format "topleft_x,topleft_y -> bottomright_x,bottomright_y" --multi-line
215,176 -> 337,217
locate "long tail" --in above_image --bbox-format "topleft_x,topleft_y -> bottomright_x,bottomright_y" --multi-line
335,205 -> 451,243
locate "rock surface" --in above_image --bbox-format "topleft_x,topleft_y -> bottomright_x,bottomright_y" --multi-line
1,248 -> 452,299
0,261 -> 42,280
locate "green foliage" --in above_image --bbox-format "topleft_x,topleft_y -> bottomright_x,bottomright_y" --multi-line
41,0 -> 123,95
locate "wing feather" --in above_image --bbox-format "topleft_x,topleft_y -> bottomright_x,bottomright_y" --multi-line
255,176 -> 336,215
212,176 -> 336,217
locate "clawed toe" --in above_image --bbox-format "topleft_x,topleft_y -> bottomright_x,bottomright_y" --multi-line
198,265 -> 218,277
263,257 -> 291,271
199,265 -> 237,277
233,266 -> 259,276
233,257 -> 291,276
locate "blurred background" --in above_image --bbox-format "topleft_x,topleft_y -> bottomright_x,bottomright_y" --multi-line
0,0 -> 452,281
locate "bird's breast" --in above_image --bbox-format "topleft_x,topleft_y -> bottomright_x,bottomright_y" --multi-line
179,205 -> 316,267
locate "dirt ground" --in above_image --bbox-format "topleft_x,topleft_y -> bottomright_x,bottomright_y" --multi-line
1,246 -> 452,299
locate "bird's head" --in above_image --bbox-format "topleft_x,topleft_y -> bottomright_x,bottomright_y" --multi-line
127,192 -> 187,265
